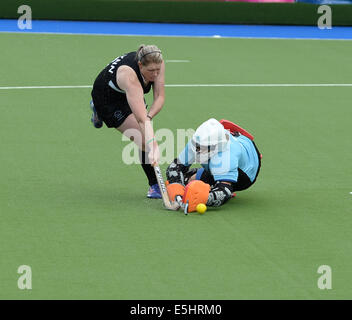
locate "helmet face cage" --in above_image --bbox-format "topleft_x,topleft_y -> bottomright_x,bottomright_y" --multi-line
191,137 -> 219,164
190,118 -> 229,163
191,139 -> 216,155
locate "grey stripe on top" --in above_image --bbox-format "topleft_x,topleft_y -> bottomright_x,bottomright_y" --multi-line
109,80 -> 125,94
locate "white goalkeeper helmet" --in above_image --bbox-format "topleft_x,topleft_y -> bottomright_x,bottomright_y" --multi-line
190,118 -> 230,162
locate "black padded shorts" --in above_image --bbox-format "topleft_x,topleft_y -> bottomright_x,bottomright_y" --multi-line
91,84 -> 133,128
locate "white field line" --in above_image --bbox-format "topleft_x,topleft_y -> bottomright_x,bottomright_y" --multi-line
1,84 -> 352,90
165,60 -> 190,63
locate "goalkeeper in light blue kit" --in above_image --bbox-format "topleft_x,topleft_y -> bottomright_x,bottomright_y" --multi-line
166,118 -> 261,212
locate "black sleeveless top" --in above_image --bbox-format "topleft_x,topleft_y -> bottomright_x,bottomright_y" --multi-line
95,51 -> 153,96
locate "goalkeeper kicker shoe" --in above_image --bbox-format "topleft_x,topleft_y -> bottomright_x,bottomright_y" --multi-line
147,184 -> 162,199
90,101 -> 103,128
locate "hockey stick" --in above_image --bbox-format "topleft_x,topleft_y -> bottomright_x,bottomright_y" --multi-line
153,165 -> 180,211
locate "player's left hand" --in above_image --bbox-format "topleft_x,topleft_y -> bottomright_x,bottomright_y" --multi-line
166,158 -> 191,185
148,142 -> 160,166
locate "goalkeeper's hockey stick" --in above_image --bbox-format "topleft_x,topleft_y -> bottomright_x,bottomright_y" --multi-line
153,165 -> 180,211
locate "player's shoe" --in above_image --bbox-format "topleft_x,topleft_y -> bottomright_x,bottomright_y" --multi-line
90,101 -> 103,128
147,184 -> 162,199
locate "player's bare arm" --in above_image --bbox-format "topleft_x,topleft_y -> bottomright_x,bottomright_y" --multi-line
116,65 -> 147,123
148,61 -> 165,119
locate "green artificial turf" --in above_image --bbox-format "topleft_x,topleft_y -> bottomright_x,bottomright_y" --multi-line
0,33 -> 351,299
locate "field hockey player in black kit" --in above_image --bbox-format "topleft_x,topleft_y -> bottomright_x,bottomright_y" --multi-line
90,45 -> 165,199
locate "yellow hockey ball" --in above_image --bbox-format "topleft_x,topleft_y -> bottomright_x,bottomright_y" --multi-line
196,203 -> 207,214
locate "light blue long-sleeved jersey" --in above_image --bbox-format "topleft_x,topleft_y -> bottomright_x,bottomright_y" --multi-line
178,134 -> 259,183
